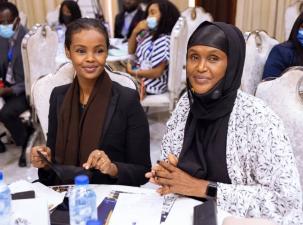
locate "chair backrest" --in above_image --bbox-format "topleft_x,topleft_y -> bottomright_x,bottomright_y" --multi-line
285,1 -> 303,40
241,30 -> 278,95
19,11 -> 27,27
32,63 -> 137,139
167,17 -> 187,110
181,7 -> 213,43
255,66 -> 303,188
31,63 -> 74,138
105,65 -> 139,91
46,8 -> 59,28
77,0 -> 98,18
21,24 -> 58,102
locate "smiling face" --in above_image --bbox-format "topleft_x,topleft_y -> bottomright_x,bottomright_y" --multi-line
186,45 -> 228,94
65,28 -> 108,83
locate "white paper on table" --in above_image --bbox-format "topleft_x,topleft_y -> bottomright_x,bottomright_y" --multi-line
106,185 -> 157,194
163,195 -> 233,225
162,196 -> 201,225
217,208 -> 233,225
9,180 -> 65,211
12,198 -> 50,225
109,192 -> 164,225
9,180 -> 34,193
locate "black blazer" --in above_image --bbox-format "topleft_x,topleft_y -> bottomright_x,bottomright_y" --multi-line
114,8 -> 145,39
38,82 -> 151,186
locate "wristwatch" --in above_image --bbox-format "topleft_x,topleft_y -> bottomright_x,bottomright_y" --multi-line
206,181 -> 218,199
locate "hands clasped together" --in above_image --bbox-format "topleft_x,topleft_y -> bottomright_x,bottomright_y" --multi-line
145,154 -> 208,198
30,147 -> 118,177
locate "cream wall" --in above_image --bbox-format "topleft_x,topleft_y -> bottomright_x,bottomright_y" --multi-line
8,0 -> 296,42
170,0 -> 189,12
236,0 -> 293,42
9,0 -> 119,34
10,0 -> 61,27
9,0 -> 188,30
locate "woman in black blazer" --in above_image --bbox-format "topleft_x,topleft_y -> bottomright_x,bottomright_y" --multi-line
30,18 -> 151,186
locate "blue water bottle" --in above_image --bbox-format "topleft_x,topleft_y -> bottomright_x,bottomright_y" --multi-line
69,175 -> 97,225
0,171 -> 11,225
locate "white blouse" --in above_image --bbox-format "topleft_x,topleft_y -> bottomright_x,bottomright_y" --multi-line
161,90 -> 303,225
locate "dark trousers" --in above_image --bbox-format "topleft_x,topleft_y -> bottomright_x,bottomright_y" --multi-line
0,94 -> 29,146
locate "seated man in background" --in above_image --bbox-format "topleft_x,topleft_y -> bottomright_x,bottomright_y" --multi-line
115,0 -> 144,39
0,2 -> 31,167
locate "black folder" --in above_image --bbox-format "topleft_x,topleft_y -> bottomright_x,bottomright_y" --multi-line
193,200 -> 217,225
37,150 -> 92,184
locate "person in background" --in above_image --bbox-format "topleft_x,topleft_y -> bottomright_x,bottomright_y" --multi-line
126,0 -> 180,95
0,2 -> 31,167
115,0 -> 144,39
58,0 -> 82,29
55,0 -> 81,64
30,18 -> 151,186
263,12 -> 303,79
146,21 -> 302,225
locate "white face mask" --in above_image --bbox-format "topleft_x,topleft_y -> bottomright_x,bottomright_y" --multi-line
0,23 -> 15,39
146,16 -> 158,30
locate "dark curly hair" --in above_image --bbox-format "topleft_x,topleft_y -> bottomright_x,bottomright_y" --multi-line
145,0 -> 180,41
288,11 -> 303,66
65,18 -> 110,50
59,0 -> 82,25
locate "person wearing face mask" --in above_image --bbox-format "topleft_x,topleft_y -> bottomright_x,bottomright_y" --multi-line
145,21 -> 303,224
58,0 -> 81,27
263,12 -> 303,79
127,0 -> 180,95
0,2 -> 32,167
55,0 -> 81,66
115,0 -> 145,39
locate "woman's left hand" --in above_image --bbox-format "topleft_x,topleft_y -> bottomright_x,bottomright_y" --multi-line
83,150 -> 118,177
154,160 -> 208,198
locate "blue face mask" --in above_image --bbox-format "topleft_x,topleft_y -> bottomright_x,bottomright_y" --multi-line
297,29 -> 303,46
146,17 -> 158,30
0,24 -> 15,39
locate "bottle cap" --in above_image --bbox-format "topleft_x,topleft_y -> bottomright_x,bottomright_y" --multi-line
75,175 -> 89,185
86,220 -> 101,225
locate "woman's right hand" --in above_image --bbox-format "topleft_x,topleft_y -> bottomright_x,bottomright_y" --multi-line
145,153 -> 178,183
30,146 -> 51,169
